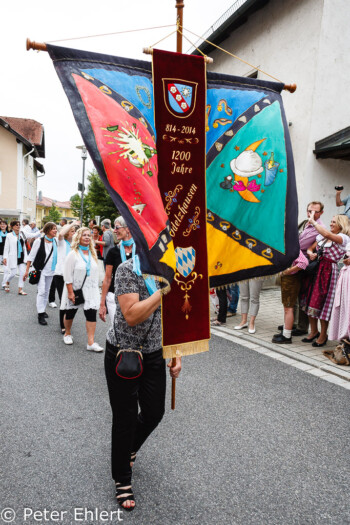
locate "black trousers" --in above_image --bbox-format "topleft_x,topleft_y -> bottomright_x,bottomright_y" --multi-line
216,287 -> 228,323
50,275 -> 65,329
104,342 -> 166,483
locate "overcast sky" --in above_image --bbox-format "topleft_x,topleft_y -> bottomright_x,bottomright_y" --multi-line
1,0 -> 235,202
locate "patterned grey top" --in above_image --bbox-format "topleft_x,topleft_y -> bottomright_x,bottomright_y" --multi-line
106,259 -> 161,354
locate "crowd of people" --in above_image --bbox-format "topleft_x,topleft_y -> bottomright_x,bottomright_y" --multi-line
210,190 -> 350,359
1,187 -> 350,509
0,213 -> 180,511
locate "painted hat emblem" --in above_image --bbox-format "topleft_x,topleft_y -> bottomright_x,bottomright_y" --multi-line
230,150 -> 264,177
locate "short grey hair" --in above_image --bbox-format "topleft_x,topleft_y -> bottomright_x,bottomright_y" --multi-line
114,216 -> 127,228
101,219 -> 111,228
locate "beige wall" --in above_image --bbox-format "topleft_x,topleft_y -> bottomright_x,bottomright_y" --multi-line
0,126 -> 19,213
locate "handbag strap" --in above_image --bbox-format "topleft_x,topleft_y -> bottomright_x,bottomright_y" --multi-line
115,311 -> 156,352
42,244 -> 54,269
76,273 -> 87,290
317,238 -> 328,257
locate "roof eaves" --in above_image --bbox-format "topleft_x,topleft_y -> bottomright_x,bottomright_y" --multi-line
190,0 -> 269,56
0,117 -> 40,157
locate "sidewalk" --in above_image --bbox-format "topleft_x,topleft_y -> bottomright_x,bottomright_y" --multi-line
211,286 -> 350,383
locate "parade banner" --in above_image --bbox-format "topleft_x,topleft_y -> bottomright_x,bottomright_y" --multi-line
152,50 -> 209,357
205,72 -> 299,287
47,44 -> 176,285
47,44 -> 298,293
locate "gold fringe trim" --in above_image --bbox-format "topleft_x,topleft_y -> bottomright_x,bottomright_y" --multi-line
163,339 -> 209,359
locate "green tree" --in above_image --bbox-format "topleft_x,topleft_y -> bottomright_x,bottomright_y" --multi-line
70,193 -> 90,225
45,203 -> 61,224
84,170 -> 119,223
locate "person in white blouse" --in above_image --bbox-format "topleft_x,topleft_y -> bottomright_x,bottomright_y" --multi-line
61,227 -> 103,352
2,219 -> 28,295
52,220 -> 80,332
23,222 -> 58,325
21,219 -> 41,240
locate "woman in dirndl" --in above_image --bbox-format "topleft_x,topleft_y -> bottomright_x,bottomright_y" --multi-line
328,241 -> 350,345
300,214 -> 350,347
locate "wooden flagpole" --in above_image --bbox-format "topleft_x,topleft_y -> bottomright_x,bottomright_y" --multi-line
169,0 -> 186,411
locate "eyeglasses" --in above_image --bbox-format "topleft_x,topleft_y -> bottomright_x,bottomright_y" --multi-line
114,226 -> 125,230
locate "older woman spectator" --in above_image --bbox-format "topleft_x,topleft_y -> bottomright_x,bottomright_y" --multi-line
61,227 -> 102,351
24,222 -> 58,324
300,214 -> 350,347
104,257 -> 181,511
2,219 -> 27,294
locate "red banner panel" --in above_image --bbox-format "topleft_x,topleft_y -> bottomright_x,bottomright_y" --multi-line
153,49 -> 209,358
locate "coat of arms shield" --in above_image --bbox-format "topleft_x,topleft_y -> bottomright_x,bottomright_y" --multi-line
175,246 -> 196,278
162,79 -> 198,118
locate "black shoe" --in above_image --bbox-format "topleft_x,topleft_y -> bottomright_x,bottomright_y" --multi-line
38,314 -> 47,326
272,333 -> 292,344
277,324 -> 296,331
292,328 -> 308,336
301,332 -> 320,343
43,312 -> 49,318
312,336 -> 328,348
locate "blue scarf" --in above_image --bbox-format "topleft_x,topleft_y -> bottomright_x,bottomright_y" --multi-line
13,231 -> 23,256
0,231 -> 7,243
79,245 -> 91,276
45,235 -> 57,270
121,238 -> 157,295
65,239 -> 71,255
120,238 -> 135,261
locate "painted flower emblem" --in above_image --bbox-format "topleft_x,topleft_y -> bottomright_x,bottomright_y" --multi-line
181,87 -> 191,98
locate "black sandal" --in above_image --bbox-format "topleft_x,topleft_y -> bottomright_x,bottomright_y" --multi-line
115,482 -> 135,511
130,452 -> 137,467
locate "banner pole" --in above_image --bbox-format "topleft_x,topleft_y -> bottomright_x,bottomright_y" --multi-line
169,0 -> 185,411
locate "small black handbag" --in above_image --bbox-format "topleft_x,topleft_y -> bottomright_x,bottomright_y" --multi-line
304,238 -> 328,275
114,313 -> 155,380
115,349 -> 144,379
29,269 -> 41,284
28,244 -> 53,285
73,274 -> 87,306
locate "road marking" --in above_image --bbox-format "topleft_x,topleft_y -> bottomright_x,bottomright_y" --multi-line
211,328 -> 350,390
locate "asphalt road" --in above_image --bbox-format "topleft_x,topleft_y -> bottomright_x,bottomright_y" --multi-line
1,283 -> 350,525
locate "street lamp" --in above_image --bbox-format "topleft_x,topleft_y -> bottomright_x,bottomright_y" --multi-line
76,145 -> 87,224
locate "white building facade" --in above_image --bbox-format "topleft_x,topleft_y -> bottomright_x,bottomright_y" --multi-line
194,0 -> 350,225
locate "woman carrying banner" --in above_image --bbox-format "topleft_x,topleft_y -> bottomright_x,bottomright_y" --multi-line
2,219 -> 27,294
300,214 -> 350,347
104,257 -> 181,511
61,227 -> 102,351
24,222 -> 58,324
